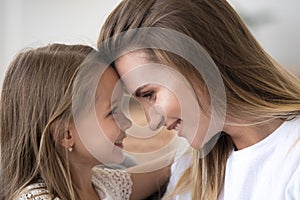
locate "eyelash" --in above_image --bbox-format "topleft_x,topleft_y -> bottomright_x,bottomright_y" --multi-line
107,107 -> 117,117
141,91 -> 154,101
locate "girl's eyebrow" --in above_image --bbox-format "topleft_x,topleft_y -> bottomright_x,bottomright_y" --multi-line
135,84 -> 150,97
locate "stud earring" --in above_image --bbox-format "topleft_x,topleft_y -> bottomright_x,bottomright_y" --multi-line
68,146 -> 73,152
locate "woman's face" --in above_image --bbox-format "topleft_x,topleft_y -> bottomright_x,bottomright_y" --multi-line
115,51 -> 213,149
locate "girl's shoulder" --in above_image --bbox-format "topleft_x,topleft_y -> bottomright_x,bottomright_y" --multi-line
17,182 -> 60,200
91,166 -> 133,200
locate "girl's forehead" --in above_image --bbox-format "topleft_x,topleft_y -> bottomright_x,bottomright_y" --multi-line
95,67 -> 120,98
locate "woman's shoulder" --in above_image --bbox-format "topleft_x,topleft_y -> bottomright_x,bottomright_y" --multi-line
171,150 -> 193,177
285,161 -> 300,199
91,166 -> 132,200
17,182 -> 60,200
164,150 -> 193,199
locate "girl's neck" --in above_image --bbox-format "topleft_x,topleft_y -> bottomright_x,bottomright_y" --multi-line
223,118 -> 284,150
70,163 -> 100,200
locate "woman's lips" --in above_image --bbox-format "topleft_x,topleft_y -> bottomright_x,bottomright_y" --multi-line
167,119 -> 182,131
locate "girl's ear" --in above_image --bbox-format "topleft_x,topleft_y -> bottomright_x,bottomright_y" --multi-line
61,128 -> 75,149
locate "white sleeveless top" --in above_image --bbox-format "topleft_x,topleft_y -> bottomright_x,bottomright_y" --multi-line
18,166 -> 132,200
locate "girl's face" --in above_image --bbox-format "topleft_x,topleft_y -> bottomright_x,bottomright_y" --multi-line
70,67 -> 132,165
115,51 -> 213,149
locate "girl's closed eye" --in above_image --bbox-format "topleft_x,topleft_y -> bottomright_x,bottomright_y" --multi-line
106,106 -> 117,117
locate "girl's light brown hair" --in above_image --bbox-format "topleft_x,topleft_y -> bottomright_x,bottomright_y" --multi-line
98,0 -> 300,199
0,44 -> 96,199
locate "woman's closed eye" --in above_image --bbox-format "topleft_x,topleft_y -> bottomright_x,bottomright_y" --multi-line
135,85 -> 157,101
140,91 -> 155,101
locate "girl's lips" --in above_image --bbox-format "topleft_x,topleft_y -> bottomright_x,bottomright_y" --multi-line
114,140 -> 124,148
167,119 -> 181,130
114,134 -> 126,149
114,143 -> 124,148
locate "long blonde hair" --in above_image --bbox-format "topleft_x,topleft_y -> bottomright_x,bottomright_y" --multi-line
0,44 -> 96,200
98,0 -> 300,199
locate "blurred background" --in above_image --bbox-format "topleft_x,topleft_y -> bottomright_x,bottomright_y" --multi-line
1,0 -> 300,84
0,0 -> 299,156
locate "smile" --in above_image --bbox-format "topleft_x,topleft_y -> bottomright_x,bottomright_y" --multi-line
114,139 -> 124,148
167,119 -> 182,134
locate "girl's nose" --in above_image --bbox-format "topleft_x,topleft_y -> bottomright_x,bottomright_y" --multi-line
118,112 -> 133,132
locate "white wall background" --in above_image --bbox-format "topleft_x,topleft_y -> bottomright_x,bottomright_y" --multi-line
1,0 -> 300,87
229,0 -> 300,75
0,0 -> 121,86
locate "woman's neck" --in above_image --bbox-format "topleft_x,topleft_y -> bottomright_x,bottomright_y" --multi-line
223,118 -> 284,150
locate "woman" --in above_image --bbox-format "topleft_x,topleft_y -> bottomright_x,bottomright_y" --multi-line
98,0 -> 300,199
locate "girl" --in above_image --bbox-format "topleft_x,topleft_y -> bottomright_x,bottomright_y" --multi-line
98,0 -> 300,199
0,44 -> 169,200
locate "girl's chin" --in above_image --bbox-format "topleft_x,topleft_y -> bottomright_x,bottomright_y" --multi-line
110,147 -> 125,163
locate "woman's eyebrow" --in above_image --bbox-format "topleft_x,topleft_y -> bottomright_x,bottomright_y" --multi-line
135,84 -> 150,97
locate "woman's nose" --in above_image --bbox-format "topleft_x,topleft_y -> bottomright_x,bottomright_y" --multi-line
147,104 -> 166,131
